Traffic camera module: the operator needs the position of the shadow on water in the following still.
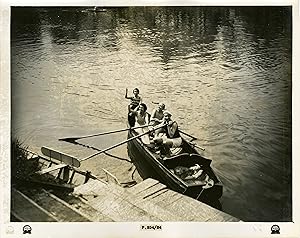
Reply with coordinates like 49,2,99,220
63,139,132,163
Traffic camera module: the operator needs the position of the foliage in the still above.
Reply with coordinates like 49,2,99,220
11,139,41,182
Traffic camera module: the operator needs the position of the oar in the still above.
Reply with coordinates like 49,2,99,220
178,129,197,141
188,141,205,151
59,124,151,143
80,123,167,162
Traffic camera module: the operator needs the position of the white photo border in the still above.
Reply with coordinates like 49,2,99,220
1,1,299,237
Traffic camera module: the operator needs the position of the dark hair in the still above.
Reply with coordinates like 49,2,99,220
140,103,147,111
133,88,140,94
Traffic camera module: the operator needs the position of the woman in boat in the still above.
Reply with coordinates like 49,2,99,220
130,103,151,144
125,88,142,113
125,88,142,127
153,111,182,155
150,103,165,126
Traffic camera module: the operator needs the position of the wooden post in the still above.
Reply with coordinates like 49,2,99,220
84,171,91,184
62,166,70,183
68,170,76,184
57,168,63,179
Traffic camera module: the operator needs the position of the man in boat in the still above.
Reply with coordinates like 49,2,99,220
152,110,182,156
150,103,165,126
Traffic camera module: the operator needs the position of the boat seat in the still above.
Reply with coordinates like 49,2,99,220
36,163,67,175
170,147,183,156
152,146,182,157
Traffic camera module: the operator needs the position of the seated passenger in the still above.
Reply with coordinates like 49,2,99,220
130,103,150,144
153,111,182,156
150,103,165,126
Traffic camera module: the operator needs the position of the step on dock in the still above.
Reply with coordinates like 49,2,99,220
73,179,178,221
73,178,241,222
12,178,241,222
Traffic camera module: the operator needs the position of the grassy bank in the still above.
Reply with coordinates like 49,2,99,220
11,139,71,190
11,139,41,184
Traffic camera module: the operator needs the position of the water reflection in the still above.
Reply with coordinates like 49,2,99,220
11,6,291,222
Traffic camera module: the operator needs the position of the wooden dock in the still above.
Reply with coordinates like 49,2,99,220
73,178,241,222
12,177,240,222
11,147,240,222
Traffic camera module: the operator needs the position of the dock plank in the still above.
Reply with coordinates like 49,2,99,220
130,196,179,221
127,178,160,194
70,197,114,222
150,189,183,206
154,193,240,222
155,196,208,221
88,189,159,221
134,183,167,199
142,188,169,201
103,183,180,221
11,188,58,222
73,179,107,195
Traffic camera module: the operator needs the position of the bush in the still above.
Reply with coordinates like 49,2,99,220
11,139,41,183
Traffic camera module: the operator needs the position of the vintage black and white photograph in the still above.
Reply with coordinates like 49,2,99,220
1,3,298,237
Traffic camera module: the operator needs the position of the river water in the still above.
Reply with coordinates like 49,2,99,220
11,7,292,222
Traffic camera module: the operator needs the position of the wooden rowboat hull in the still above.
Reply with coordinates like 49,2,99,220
127,128,223,206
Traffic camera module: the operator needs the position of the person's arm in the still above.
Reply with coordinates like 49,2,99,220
167,121,177,138
130,105,139,115
154,126,164,136
128,107,137,117
150,109,158,123
153,119,168,135
145,112,150,125
125,88,132,99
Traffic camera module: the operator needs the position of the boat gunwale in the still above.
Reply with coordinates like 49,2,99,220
128,129,187,190
128,127,217,190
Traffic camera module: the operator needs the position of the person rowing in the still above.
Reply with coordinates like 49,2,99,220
152,110,182,156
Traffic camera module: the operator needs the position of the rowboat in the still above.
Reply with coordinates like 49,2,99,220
127,124,223,206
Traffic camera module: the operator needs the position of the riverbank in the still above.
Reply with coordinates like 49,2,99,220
10,140,241,222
